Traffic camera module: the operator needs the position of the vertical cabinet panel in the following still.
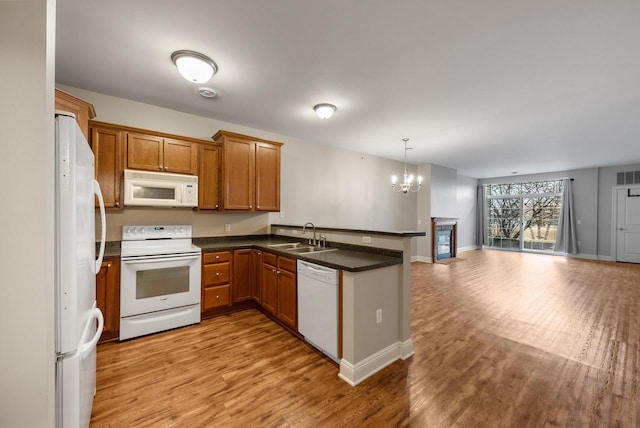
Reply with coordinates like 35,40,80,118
198,144,220,210
261,262,278,316
233,249,252,303
96,259,120,343
255,142,281,211
251,249,262,303
222,138,254,210
276,266,297,329
91,126,123,209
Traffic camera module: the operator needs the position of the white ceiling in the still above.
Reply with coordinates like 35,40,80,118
56,0,640,178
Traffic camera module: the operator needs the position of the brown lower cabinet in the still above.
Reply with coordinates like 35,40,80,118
202,251,232,311
96,258,120,344
233,249,252,302
251,249,262,303
200,249,297,331
261,252,297,330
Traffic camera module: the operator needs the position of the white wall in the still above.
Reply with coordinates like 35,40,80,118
0,0,55,426
430,164,458,218
57,86,418,240
456,175,478,251
415,163,432,260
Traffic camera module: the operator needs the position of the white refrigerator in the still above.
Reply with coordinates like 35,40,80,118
55,113,106,428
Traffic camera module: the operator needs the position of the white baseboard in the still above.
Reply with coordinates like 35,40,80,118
457,245,478,253
567,253,613,261
400,338,414,359
411,256,432,263
338,340,410,386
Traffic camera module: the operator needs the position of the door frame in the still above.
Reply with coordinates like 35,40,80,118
611,184,640,262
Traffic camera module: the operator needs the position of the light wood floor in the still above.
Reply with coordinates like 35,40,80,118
90,250,640,427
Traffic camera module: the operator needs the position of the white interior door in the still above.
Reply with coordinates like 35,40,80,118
616,187,640,263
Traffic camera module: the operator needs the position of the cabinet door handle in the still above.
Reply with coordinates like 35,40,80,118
215,255,220,259
106,263,112,268
257,252,261,255
216,295,220,300
216,272,220,276
249,205,253,209
115,202,120,207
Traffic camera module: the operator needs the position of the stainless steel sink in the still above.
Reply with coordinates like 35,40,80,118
267,242,304,250
287,246,338,255
268,242,338,255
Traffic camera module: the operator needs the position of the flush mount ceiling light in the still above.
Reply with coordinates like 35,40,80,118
313,103,337,119
391,138,422,193
171,50,218,83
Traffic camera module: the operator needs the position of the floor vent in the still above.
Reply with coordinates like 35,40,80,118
616,171,640,185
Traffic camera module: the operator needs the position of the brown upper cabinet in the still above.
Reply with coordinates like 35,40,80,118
89,120,216,210
55,89,96,141
127,133,198,175
90,123,124,209
213,130,282,212
198,143,221,210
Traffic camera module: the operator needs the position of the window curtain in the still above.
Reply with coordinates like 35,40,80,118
475,185,487,248
555,178,578,254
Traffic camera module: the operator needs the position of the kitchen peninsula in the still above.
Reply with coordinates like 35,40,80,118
99,225,423,386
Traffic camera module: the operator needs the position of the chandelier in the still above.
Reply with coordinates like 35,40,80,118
391,138,422,193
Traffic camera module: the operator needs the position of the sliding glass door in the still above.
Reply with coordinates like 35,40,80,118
486,180,563,253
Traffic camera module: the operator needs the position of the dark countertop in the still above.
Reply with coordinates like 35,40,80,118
270,223,426,237
97,235,403,272
194,236,403,272
102,241,121,259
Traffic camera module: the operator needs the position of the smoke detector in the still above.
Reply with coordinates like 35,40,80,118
198,87,217,98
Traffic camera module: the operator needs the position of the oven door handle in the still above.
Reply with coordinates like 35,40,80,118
123,255,201,264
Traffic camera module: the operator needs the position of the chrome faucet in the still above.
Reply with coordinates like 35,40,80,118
302,222,317,246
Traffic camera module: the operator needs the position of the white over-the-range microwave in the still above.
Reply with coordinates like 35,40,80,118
123,169,198,207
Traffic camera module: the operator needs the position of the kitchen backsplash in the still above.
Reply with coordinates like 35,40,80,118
97,208,269,241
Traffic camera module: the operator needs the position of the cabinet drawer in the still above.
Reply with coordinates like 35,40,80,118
203,263,230,285
263,252,277,266
203,285,231,310
204,251,232,264
278,256,296,273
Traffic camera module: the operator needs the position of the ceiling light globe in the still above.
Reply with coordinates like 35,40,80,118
313,103,337,119
171,51,217,84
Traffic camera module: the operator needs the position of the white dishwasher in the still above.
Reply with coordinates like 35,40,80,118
297,260,339,362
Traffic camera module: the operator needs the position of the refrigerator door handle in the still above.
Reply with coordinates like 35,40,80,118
94,180,106,274
78,307,104,360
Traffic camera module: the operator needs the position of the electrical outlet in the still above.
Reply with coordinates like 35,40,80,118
362,236,372,244
224,224,231,232
418,219,422,225
279,211,285,218
577,219,581,225
278,228,284,234
376,309,382,324
293,230,298,235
